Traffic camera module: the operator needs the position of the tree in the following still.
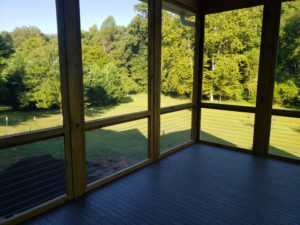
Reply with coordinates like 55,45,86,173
273,80,298,106
122,3,149,92
22,37,62,109
161,11,195,97
1,53,26,109
276,14,300,85
85,63,128,106
203,7,263,102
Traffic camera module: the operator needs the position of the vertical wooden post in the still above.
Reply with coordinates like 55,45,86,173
57,0,86,197
56,0,74,199
253,0,281,155
149,0,162,161
192,11,205,143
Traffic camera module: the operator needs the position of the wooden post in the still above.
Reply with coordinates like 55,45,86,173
192,11,205,143
57,0,86,197
149,0,162,161
253,0,281,155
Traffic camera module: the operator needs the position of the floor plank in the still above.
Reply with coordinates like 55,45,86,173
24,144,300,225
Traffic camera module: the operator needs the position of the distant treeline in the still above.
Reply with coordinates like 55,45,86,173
0,2,299,110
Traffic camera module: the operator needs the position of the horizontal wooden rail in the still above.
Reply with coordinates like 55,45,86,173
0,126,65,150
86,159,152,192
200,140,299,164
2,195,67,225
272,109,300,118
159,140,195,159
160,103,194,115
201,103,255,113
84,111,150,131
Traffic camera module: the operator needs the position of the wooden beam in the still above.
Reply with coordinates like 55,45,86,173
159,140,194,159
0,127,64,150
56,0,75,200
161,103,194,114
3,195,67,225
60,0,86,197
204,0,292,14
193,12,205,143
204,0,263,14
272,109,300,118
201,103,255,113
85,111,150,131
149,0,162,161
163,0,198,13
253,0,281,156
86,160,152,192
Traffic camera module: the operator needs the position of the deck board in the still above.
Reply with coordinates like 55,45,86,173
24,144,300,225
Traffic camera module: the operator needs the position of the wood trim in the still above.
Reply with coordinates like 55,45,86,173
204,0,292,14
85,111,150,131
2,195,67,225
160,103,194,114
148,0,154,161
200,141,299,164
267,153,300,164
192,12,205,143
62,0,86,197
204,0,264,14
253,0,282,156
149,0,162,162
201,103,255,113
272,109,300,118
159,140,195,159
86,160,152,192
163,0,198,13
0,127,64,150
199,140,252,154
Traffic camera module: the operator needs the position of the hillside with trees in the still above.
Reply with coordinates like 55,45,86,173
0,2,299,112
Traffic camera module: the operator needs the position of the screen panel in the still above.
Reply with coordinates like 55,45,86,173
0,137,66,220
272,1,299,110
0,0,63,137
200,108,254,150
161,3,195,108
202,7,263,106
79,0,149,121
86,119,148,184
269,116,300,160
160,109,192,153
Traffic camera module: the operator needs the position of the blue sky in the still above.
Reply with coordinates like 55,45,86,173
0,0,140,34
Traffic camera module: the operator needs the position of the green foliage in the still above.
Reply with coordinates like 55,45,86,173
161,11,195,97
274,80,298,106
1,53,26,109
0,2,299,111
84,63,128,106
203,7,263,102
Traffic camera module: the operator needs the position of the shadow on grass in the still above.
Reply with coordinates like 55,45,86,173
0,96,135,127
269,145,299,160
84,96,134,118
200,131,236,147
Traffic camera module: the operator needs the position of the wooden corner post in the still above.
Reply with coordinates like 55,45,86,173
57,0,86,197
192,11,205,143
253,0,281,155
149,0,162,161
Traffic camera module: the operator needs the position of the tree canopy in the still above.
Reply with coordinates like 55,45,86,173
0,2,299,111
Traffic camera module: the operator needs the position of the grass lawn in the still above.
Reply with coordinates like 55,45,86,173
0,94,299,176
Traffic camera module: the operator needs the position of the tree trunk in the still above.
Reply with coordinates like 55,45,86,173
210,89,214,101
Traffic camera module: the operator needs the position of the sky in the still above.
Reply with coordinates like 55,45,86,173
0,0,140,34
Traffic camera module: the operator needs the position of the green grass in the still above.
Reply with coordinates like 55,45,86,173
0,94,299,175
